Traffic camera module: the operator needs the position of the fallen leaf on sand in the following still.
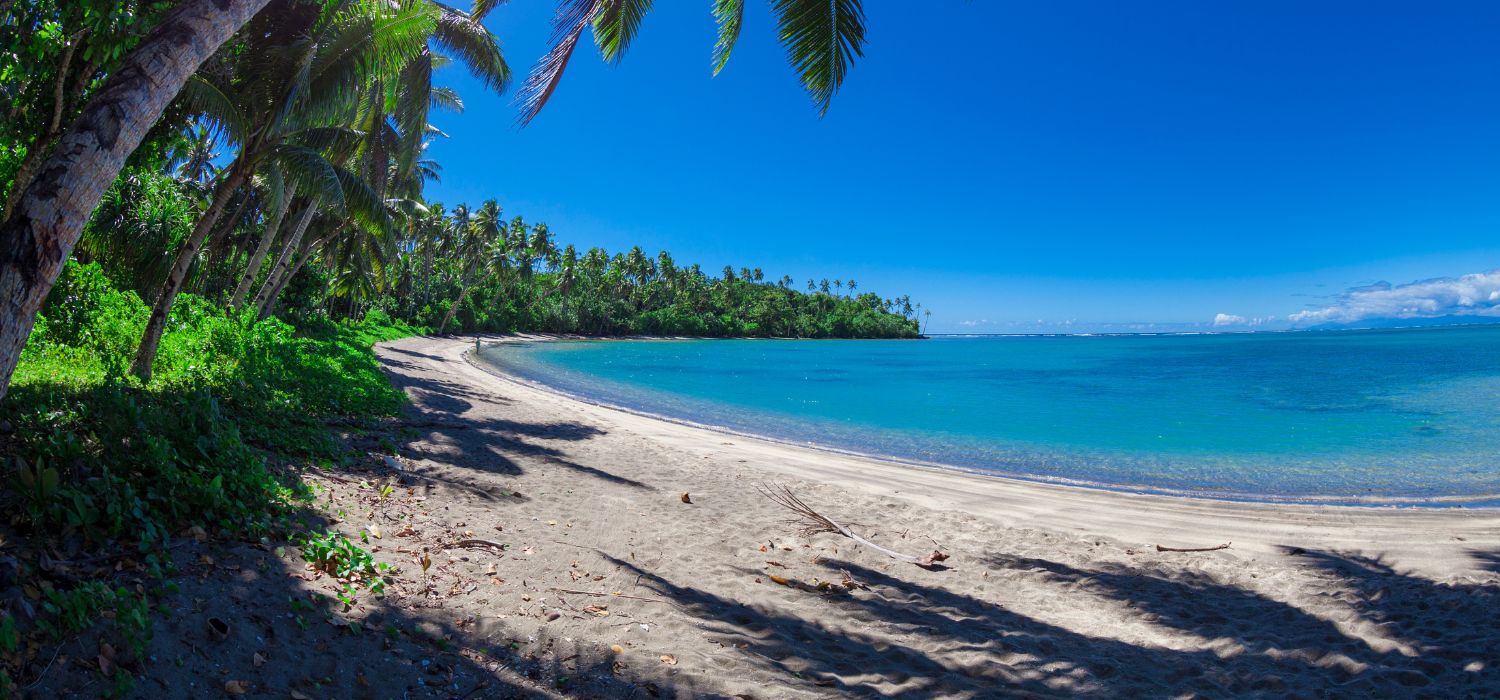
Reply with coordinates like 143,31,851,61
767,575,790,586
224,680,249,694
290,690,314,700
611,644,625,654
680,492,692,504
660,654,677,665
187,525,208,542
367,524,382,539
252,652,267,667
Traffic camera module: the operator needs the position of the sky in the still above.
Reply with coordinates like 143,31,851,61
422,1,1500,334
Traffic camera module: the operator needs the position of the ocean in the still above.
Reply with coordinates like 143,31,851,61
476,326,1500,505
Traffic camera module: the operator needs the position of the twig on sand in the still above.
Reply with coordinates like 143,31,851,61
549,588,668,604
454,539,510,552
1155,542,1231,553
757,483,949,568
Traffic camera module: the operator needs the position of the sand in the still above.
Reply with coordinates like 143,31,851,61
369,334,1500,697
44,333,1497,699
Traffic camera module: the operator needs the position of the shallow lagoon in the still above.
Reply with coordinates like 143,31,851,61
478,326,1500,505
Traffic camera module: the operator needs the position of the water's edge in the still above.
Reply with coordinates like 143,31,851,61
465,340,1500,510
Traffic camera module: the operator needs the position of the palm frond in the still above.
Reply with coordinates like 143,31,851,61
270,144,346,209
468,0,509,21
179,75,250,146
432,3,510,92
516,0,602,126
429,86,464,112
770,0,866,116
710,0,743,75
592,0,654,64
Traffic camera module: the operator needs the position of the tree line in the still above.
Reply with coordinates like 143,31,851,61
0,0,892,400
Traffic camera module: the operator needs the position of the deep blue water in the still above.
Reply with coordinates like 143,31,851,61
476,327,1500,505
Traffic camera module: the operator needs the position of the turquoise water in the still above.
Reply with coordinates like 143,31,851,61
476,326,1500,505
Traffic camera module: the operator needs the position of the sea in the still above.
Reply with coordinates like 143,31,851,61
476,326,1500,506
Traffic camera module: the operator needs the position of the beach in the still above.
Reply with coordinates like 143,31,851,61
354,333,1500,697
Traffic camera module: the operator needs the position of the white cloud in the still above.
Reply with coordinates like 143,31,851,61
1289,270,1500,326
1213,313,1248,326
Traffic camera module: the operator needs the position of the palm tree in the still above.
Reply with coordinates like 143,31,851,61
437,199,507,334
130,0,434,380
0,0,271,400
0,0,875,397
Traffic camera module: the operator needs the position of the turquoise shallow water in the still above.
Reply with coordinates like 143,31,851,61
476,326,1500,505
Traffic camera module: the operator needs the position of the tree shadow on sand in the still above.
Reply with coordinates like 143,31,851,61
584,547,1498,698
373,349,652,491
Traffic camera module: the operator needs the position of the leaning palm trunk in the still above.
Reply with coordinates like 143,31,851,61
250,198,320,317
257,226,339,320
230,188,296,308
437,266,501,335
0,0,272,400
129,162,249,381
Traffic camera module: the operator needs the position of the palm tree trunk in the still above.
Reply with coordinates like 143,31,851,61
437,267,500,335
257,226,338,321
230,188,295,308
0,0,273,400
249,197,319,317
192,188,253,294
129,161,249,381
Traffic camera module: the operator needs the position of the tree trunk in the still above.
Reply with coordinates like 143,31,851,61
191,187,252,294
0,0,273,401
249,196,319,317
129,163,249,381
230,187,295,308
438,267,501,335
257,226,337,321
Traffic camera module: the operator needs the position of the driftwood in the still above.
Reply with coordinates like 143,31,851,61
1155,542,1231,553
758,484,949,568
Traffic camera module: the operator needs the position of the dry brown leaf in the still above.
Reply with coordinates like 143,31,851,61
767,575,790,586
660,654,677,665
610,644,625,654
290,690,314,700
252,652,267,667
224,680,249,694
680,492,692,504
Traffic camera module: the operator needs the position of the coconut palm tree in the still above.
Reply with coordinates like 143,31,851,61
437,199,508,334
0,0,875,397
129,0,438,380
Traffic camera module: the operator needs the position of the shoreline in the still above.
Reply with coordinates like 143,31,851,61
471,334,1500,510
358,334,1500,697
444,333,1499,578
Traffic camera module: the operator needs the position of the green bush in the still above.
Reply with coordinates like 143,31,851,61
1,261,418,680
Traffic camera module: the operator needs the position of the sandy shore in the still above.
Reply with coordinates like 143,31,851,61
347,333,1499,697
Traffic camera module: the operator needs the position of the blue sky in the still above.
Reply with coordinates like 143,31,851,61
423,1,1500,333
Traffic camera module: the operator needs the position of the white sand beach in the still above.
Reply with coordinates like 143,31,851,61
351,333,1500,697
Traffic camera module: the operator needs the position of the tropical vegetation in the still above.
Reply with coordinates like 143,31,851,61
0,0,909,692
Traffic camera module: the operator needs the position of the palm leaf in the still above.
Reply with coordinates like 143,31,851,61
179,75,250,146
432,3,510,92
770,0,866,115
516,0,603,126
710,0,743,75
270,144,346,209
592,0,654,64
